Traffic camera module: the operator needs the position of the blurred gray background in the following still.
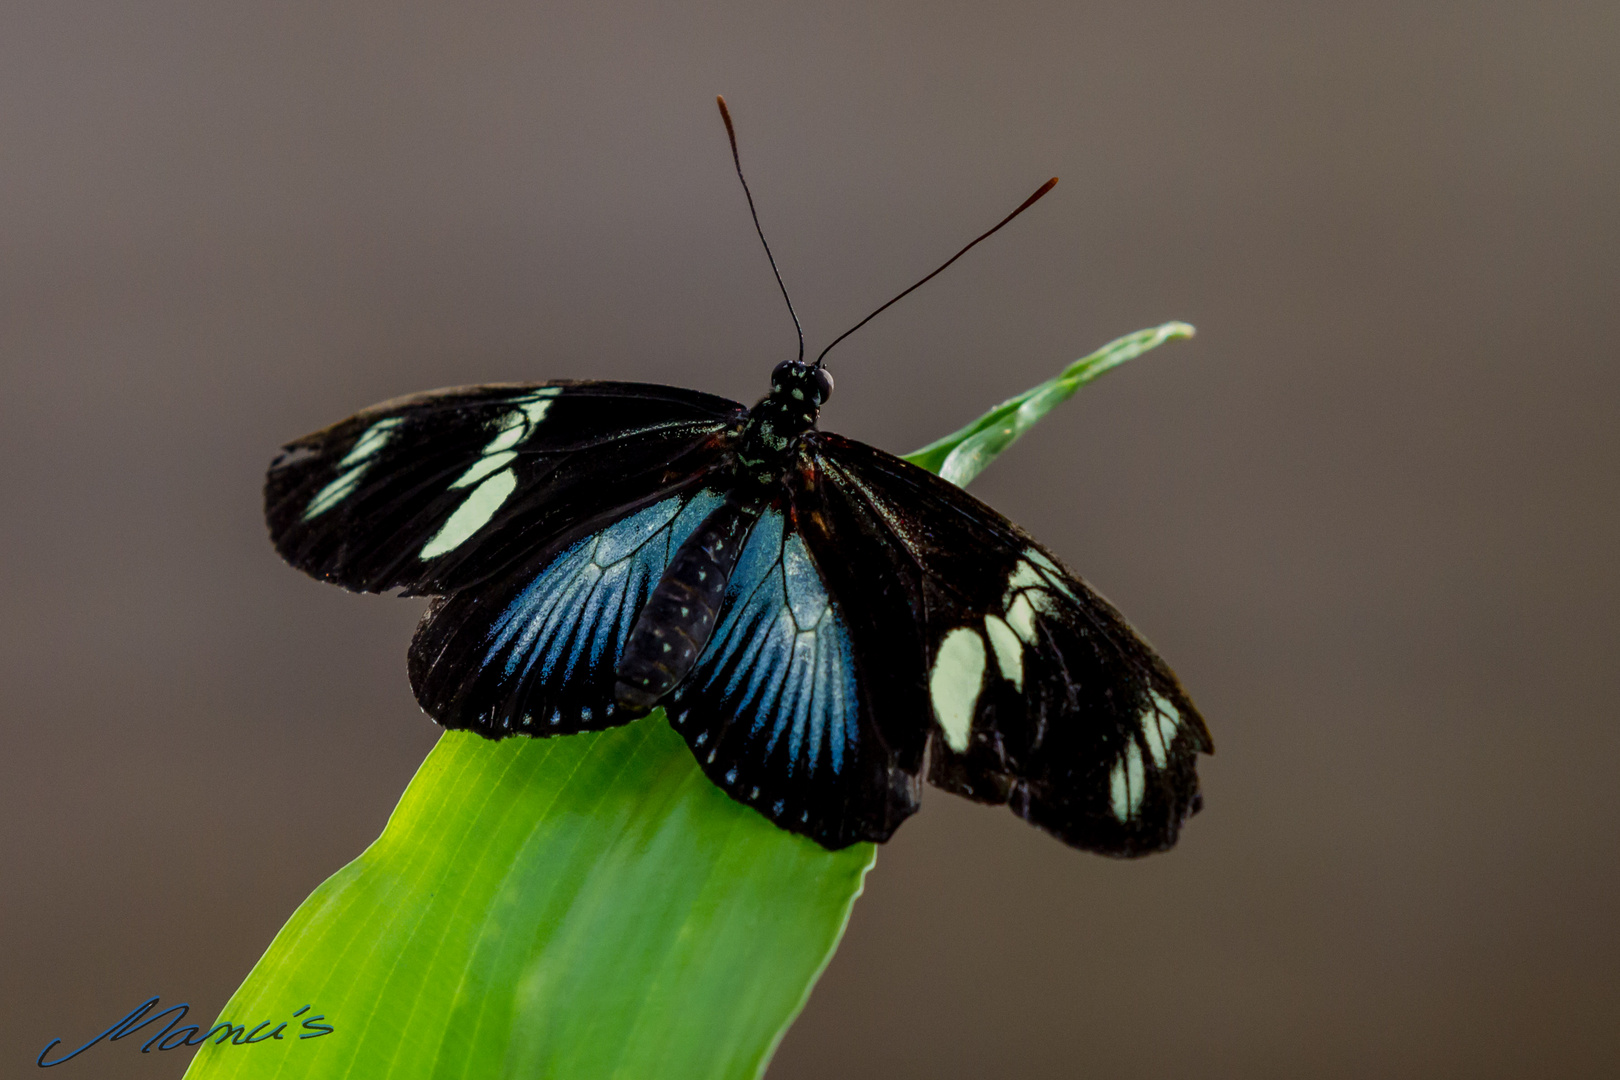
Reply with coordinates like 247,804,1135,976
3,2,1617,1077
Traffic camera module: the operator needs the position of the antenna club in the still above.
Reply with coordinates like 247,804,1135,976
1016,178,1058,215
717,96,736,141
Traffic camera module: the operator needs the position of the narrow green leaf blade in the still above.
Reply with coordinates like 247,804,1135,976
183,717,874,1080
902,321,1195,486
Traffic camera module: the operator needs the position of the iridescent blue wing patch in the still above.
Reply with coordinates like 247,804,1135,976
410,486,728,737
265,381,746,596
803,434,1212,856
667,508,921,848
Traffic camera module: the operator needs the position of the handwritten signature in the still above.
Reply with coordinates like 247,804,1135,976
38,996,332,1067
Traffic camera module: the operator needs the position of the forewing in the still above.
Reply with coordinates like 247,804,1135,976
265,381,746,595
409,484,730,738
806,433,1212,856
668,505,922,850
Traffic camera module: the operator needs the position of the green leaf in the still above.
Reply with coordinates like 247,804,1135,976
902,321,1195,486
184,717,873,1080
188,321,1188,1080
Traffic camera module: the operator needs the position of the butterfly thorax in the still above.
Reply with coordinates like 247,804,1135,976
733,361,834,490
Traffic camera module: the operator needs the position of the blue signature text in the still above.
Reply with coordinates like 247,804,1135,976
38,996,332,1067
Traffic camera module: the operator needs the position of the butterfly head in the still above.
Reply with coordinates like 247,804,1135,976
770,360,834,409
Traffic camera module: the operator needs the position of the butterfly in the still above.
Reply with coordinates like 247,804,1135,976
263,99,1212,855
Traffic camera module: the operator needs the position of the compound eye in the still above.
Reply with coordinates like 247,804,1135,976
810,366,834,404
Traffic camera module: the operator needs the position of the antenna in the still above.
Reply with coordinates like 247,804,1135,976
814,177,1058,368
717,96,805,364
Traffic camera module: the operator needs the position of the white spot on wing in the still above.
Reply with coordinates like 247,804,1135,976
1141,690,1182,768
338,417,402,467
1006,593,1039,645
983,614,1024,691
1028,590,1059,619
1141,706,1169,768
1109,741,1146,822
450,450,518,489
1023,547,1060,574
419,468,517,559
1109,760,1128,821
993,550,1075,654
302,466,365,520
1127,742,1145,812
445,391,559,493
302,418,404,520
930,628,986,752
1004,560,1044,599
480,412,529,455
520,395,554,425
1023,547,1078,599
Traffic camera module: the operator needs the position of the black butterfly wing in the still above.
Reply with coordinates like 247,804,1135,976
266,379,1206,854
801,434,1212,856
408,481,735,738
661,502,924,849
265,381,747,596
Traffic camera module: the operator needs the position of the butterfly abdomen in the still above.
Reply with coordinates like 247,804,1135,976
614,496,763,715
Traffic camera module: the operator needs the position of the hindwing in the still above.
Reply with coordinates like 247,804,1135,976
666,505,922,849
265,381,746,595
803,434,1212,856
409,483,730,737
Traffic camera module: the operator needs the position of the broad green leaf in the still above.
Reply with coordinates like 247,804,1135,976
184,717,873,1080
188,321,1188,1080
903,321,1195,486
